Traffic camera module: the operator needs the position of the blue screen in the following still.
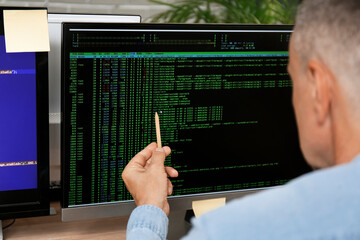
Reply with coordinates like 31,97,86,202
0,35,37,191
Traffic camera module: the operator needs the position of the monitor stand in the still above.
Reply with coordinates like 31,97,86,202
0,220,3,240
168,209,193,239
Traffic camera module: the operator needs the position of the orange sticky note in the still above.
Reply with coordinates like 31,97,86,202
192,198,226,218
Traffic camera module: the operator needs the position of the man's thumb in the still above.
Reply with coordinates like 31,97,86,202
150,148,166,167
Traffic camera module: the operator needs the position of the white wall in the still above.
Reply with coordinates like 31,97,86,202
0,0,174,21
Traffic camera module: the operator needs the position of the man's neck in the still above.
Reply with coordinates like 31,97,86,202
333,109,360,165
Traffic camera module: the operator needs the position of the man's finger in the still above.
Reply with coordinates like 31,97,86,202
165,166,178,178
163,146,171,157
130,142,157,167
167,179,173,195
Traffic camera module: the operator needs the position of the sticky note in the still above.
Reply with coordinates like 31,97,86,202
192,197,226,218
3,9,50,53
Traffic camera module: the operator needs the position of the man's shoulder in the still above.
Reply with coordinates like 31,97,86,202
283,154,360,198
191,156,360,239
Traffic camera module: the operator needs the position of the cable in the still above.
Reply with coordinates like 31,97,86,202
2,219,15,230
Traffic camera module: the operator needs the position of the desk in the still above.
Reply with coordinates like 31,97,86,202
3,202,128,239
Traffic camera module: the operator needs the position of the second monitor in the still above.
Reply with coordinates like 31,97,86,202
61,23,311,221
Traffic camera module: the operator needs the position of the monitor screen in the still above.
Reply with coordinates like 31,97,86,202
0,7,49,219
62,23,311,221
0,35,37,191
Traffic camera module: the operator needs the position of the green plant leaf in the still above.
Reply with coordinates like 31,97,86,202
147,0,300,24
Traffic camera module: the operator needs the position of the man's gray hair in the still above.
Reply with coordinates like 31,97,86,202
293,0,360,108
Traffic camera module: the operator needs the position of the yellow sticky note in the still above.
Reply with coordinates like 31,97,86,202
192,198,226,218
4,9,50,53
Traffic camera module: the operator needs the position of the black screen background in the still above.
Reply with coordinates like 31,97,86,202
62,24,311,207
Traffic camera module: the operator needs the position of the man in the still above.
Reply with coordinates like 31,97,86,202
122,0,360,238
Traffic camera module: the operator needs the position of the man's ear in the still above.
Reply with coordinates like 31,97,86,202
306,60,333,125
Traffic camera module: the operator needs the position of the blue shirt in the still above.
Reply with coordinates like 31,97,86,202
127,155,360,239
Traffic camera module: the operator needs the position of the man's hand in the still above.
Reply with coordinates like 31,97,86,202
122,142,179,215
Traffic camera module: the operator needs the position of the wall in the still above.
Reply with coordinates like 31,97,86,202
0,0,173,22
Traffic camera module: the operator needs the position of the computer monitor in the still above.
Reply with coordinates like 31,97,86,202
0,7,49,221
47,13,141,185
48,13,141,116
61,23,311,222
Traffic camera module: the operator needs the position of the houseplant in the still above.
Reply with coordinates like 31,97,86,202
149,0,300,24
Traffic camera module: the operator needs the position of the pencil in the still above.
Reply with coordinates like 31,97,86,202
155,112,162,148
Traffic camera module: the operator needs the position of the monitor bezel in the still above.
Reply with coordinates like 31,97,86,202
61,23,295,221
0,7,49,219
